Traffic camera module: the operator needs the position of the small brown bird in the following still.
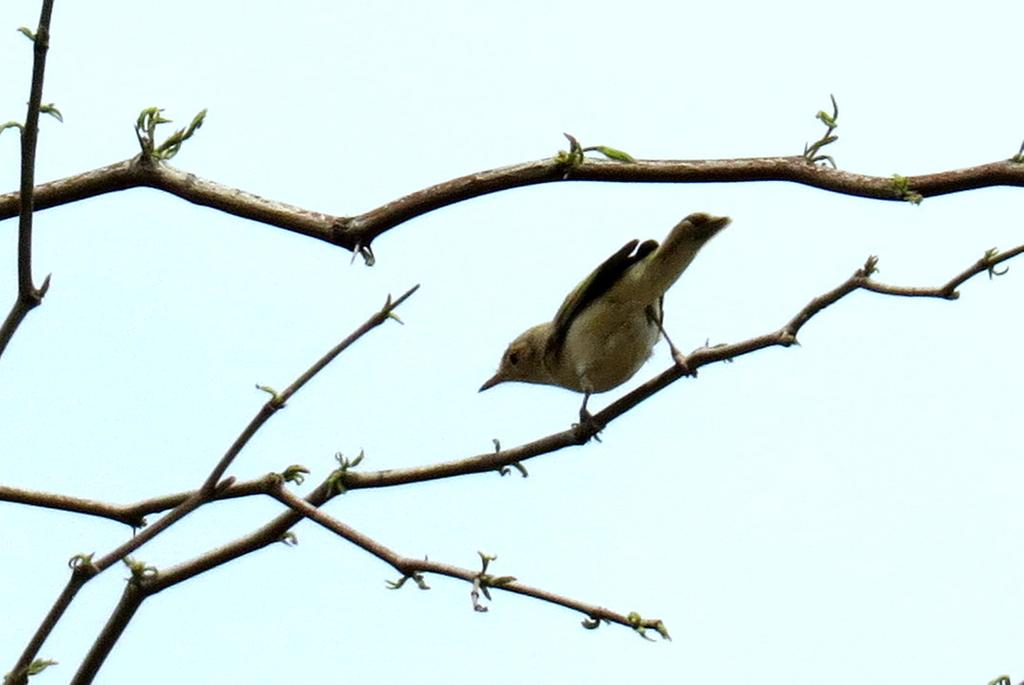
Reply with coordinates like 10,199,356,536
480,212,730,418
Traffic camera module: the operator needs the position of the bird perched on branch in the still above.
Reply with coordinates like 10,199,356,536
480,212,730,421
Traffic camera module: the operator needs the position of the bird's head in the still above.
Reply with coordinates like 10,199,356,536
479,323,554,392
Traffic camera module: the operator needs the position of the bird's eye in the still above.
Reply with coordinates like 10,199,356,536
508,351,519,366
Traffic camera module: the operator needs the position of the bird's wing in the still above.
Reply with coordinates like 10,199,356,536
615,213,731,306
547,238,659,355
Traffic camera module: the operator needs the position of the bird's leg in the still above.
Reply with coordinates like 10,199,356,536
646,301,693,376
574,391,604,441
579,391,592,423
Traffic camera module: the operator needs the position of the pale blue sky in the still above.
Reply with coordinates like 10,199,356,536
2,2,1023,683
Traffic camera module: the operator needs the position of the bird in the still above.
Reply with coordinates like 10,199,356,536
479,212,730,421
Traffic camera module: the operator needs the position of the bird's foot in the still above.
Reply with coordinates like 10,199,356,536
573,407,605,442
671,348,696,377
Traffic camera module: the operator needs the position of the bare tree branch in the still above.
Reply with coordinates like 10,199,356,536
6,564,91,685
4,286,419,681
88,284,419,572
70,584,144,685
70,467,667,667
334,242,1024,491
0,0,54,360
268,483,668,637
3,151,1024,259
0,478,274,528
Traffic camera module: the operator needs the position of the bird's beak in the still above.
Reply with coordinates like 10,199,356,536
479,372,504,392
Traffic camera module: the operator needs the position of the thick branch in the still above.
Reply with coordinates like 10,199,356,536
3,154,1023,257
0,157,339,244
341,157,1024,246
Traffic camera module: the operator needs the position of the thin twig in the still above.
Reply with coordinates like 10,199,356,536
94,473,664,640
70,584,144,685
5,286,419,680
6,559,92,685
0,477,273,528
87,284,419,573
268,483,665,635
0,0,55,360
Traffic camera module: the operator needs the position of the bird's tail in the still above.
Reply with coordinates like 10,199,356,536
630,212,730,302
